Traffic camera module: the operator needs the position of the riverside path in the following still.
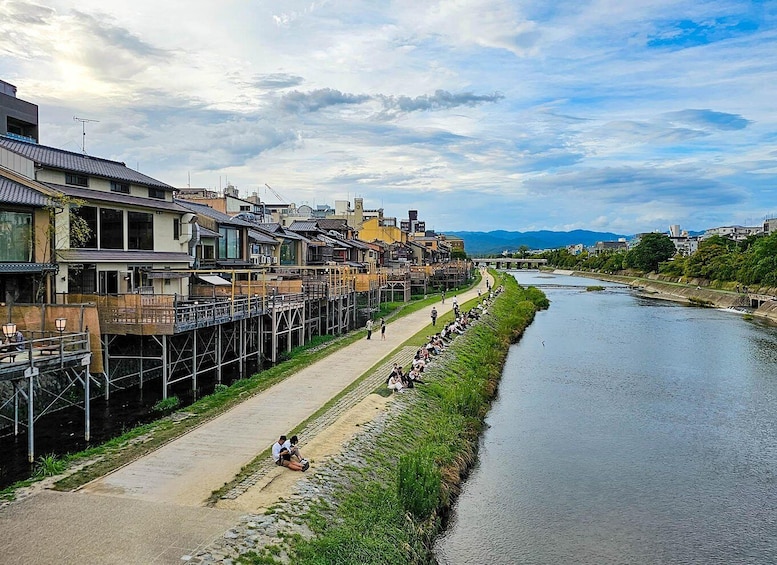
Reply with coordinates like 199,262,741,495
0,275,491,565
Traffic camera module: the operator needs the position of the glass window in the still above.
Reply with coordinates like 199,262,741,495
148,187,166,200
111,181,130,194
0,210,32,261
173,218,180,240
218,227,241,259
65,173,88,187
69,264,97,293
100,209,124,249
280,240,297,265
71,206,97,248
128,211,153,250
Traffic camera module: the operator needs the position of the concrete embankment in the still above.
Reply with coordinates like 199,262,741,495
568,271,777,323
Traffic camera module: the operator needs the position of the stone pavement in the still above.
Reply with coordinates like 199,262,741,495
0,277,488,564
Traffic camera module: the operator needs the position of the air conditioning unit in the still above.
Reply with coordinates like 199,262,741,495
250,257,260,265
271,256,278,264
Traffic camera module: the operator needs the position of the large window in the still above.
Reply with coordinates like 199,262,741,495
280,239,297,265
218,227,241,259
0,211,32,261
148,187,166,200
128,211,153,250
69,264,97,293
71,206,97,248
100,209,124,249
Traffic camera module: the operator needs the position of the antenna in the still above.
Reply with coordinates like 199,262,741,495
73,116,99,153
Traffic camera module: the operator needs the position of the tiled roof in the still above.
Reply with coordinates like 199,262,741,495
47,183,190,213
287,220,319,231
317,218,348,230
176,199,255,227
0,263,58,273
0,175,49,206
248,229,279,244
57,249,193,264
0,137,173,190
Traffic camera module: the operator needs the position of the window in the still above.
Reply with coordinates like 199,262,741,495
65,173,88,187
0,211,32,261
173,218,180,240
71,206,97,248
219,226,241,259
100,209,124,249
110,181,130,194
148,187,166,200
280,240,297,265
69,264,97,293
128,211,153,250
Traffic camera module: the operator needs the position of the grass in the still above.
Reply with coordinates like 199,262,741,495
152,396,180,412
586,285,606,292
279,272,548,564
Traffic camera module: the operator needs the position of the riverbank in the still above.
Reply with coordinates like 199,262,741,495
188,273,548,564
568,271,777,323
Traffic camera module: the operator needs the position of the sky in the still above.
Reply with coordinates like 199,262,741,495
1,0,776,234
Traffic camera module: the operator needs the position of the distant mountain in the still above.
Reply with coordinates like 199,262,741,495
446,229,629,255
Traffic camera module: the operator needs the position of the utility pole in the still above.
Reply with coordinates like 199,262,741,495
73,116,99,153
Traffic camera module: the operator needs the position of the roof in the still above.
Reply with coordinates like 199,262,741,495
47,183,190,213
57,249,193,264
0,175,49,206
248,229,279,244
197,274,231,286
176,199,255,227
317,218,348,230
197,225,222,238
0,137,173,190
287,220,320,232
0,263,58,273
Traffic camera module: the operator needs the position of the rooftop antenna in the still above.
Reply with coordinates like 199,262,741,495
73,116,99,153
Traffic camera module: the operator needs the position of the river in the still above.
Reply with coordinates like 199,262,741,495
435,271,777,564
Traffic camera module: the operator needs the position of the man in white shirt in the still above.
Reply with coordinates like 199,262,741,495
272,435,304,471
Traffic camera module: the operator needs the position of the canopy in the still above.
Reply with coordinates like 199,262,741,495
197,274,231,286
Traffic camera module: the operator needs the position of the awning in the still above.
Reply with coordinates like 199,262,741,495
197,274,231,286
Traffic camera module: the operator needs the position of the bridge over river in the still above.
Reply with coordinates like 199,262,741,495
473,258,547,269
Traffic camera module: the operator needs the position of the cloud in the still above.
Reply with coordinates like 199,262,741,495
252,73,305,89
278,88,371,113
662,109,752,131
378,90,504,115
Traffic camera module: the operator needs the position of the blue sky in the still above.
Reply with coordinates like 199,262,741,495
1,0,776,233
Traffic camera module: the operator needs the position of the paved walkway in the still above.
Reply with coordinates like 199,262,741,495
0,277,488,564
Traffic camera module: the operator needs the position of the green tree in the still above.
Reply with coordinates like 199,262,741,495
624,233,676,272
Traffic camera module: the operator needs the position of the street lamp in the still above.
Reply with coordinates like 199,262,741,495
55,318,66,368
2,322,16,340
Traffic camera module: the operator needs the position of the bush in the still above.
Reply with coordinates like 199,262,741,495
213,384,229,394
152,396,180,412
397,448,441,521
34,453,66,478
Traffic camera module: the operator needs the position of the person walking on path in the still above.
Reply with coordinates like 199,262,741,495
365,318,373,340
380,317,387,340
441,290,446,304
431,307,438,326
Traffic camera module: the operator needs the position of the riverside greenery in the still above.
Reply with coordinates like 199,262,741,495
262,272,549,565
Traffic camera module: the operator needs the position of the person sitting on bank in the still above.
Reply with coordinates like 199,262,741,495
284,434,304,463
272,435,305,471
387,372,404,393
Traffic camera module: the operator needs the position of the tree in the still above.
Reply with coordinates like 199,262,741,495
624,233,676,273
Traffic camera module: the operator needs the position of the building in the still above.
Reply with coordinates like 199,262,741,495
0,137,194,296
0,80,38,143
703,225,761,242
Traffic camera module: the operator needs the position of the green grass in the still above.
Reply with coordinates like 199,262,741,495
282,272,547,564
586,285,606,292
152,396,180,412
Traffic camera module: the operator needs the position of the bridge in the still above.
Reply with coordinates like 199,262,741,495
473,257,547,269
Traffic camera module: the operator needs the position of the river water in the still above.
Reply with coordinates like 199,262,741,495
435,271,777,564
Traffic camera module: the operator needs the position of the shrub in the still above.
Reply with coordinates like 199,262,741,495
213,384,229,394
152,396,180,412
34,453,66,478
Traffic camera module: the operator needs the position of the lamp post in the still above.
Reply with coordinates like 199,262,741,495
55,318,66,368
2,322,16,341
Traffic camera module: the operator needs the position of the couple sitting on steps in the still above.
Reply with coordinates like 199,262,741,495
272,434,309,471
